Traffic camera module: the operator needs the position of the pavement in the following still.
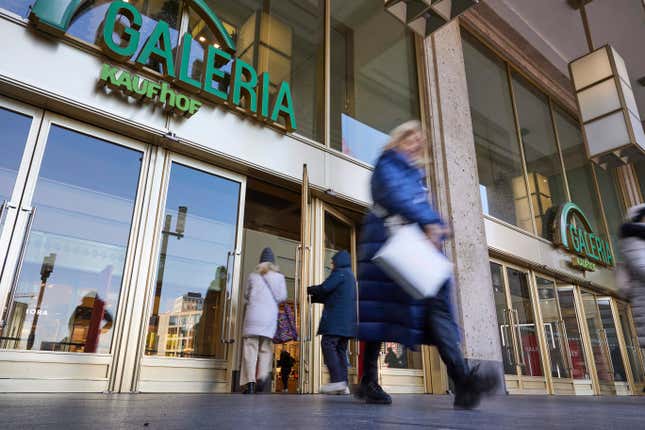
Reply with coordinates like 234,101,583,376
1,393,644,430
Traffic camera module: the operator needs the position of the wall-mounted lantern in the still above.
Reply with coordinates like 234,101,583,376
569,45,645,168
384,0,480,37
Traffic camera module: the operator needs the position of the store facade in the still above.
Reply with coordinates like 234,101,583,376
0,0,643,396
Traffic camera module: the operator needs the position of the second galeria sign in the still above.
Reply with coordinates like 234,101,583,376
29,0,297,130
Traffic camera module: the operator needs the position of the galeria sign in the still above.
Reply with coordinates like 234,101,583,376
553,202,614,270
29,0,296,130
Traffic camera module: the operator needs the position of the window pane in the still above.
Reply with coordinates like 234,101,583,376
617,302,644,383
594,165,623,261
597,298,627,382
330,0,420,165
535,277,570,379
380,342,422,370
462,33,531,231
553,106,608,240
0,126,142,353
557,286,590,379
634,160,645,199
190,0,324,140
490,262,515,374
0,0,34,17
68,0,182,74
511,73,568,239
145,163,241,359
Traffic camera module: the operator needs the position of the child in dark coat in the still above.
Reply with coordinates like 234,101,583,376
307,250,358,394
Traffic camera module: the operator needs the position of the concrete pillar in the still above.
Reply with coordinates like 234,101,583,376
421,21,504,381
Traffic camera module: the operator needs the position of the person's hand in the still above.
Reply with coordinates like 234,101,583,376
306,286,314,295
424,224,450,249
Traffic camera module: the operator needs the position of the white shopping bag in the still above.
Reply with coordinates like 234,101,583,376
372,223,453,300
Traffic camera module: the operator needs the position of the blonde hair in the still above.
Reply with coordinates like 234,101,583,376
384,120,422,151
256,262,280,275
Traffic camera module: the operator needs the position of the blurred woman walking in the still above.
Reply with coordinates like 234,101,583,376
356,121,498,408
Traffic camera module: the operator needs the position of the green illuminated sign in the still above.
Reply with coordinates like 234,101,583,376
29,0,296,129
553,202,614,271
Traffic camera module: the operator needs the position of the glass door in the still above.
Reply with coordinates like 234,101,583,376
597,297,630,393
298,165,312,394
138,154,246,392
489,261,547,393
0,112,147,392
616,301,645,391
580,290,615,394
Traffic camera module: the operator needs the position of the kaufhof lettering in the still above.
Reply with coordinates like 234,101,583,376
99,1,296,129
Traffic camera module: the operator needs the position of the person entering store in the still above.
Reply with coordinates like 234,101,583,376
356,120,499,408
277,349,295,393
240,247,287,394
307,250,358,395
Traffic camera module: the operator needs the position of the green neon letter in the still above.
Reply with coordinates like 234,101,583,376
271,81,297,131
137,20,176,78
257,72,271,119
203,45,231,101
178,34,202,91
230,59,258,113
102,1,142,61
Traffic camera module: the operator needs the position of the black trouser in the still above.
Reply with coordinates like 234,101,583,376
321,335,349,383
281,367,292,390
362,287,469,387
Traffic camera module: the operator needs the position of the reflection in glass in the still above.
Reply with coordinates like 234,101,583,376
597,298,627,382
557,286,589,379
324,213,352,277
507,268,543,377
535,277,570,378
380,342,422,370
594,166,623,261
0,125,142,353
490,262,515,374
330,0,420,164
145,163,240,359
0,107,32,231
462,33,530,231
68,0,182,74
581,291,613,383
554,107,608,241
0,0,35,17
511,73,567,239
617,301,644,383
189,0,324,140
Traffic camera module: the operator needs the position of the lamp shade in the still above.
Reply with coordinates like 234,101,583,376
569,45,645,167
384,0,480,37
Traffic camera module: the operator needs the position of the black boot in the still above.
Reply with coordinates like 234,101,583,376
243,382,256,394
453,365,499,410
355,377,392,405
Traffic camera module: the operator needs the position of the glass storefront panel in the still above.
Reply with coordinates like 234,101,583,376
380,342,422,370
597,298,627,382
617,301,644,383
0,0,34,18
462,33,531,231
330,0,420,165
490,262,515,374
0,125,142,353
0,107,32,231
580,291,613,383
556,286,590,379
594,166,624,259
535,277,570,379
507,268,543,377
634,160,645,199
553,106,608,240
145,162,241,359
510,73,568,239
189,0,324,140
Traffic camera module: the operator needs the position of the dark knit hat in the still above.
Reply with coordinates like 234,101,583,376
259,247,275,264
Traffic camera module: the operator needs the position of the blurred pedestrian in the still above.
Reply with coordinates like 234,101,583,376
277,349,295,393
308,250,358,395
240,247,287,394
357,120,498,408
619,204,645,350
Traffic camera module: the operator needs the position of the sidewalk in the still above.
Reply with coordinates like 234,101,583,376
1,393,643,429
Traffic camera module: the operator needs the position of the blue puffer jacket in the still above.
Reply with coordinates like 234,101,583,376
358,149,457,347
308,250,358,338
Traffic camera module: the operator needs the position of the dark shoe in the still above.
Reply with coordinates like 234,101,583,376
355,378,392,405
256,377,270,394
454,365,499,410
242,382,256,394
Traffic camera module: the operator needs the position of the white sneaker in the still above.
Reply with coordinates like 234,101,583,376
320,381,347,395
341,386,350,395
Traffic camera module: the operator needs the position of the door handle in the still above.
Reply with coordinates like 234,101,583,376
225,251,240,344
511,309,526,367
559,319,575,374
220,251,233,344
600,329,615,377
294,244,301,338
0,207,36,329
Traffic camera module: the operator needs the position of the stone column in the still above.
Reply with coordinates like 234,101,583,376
422,21,504,384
